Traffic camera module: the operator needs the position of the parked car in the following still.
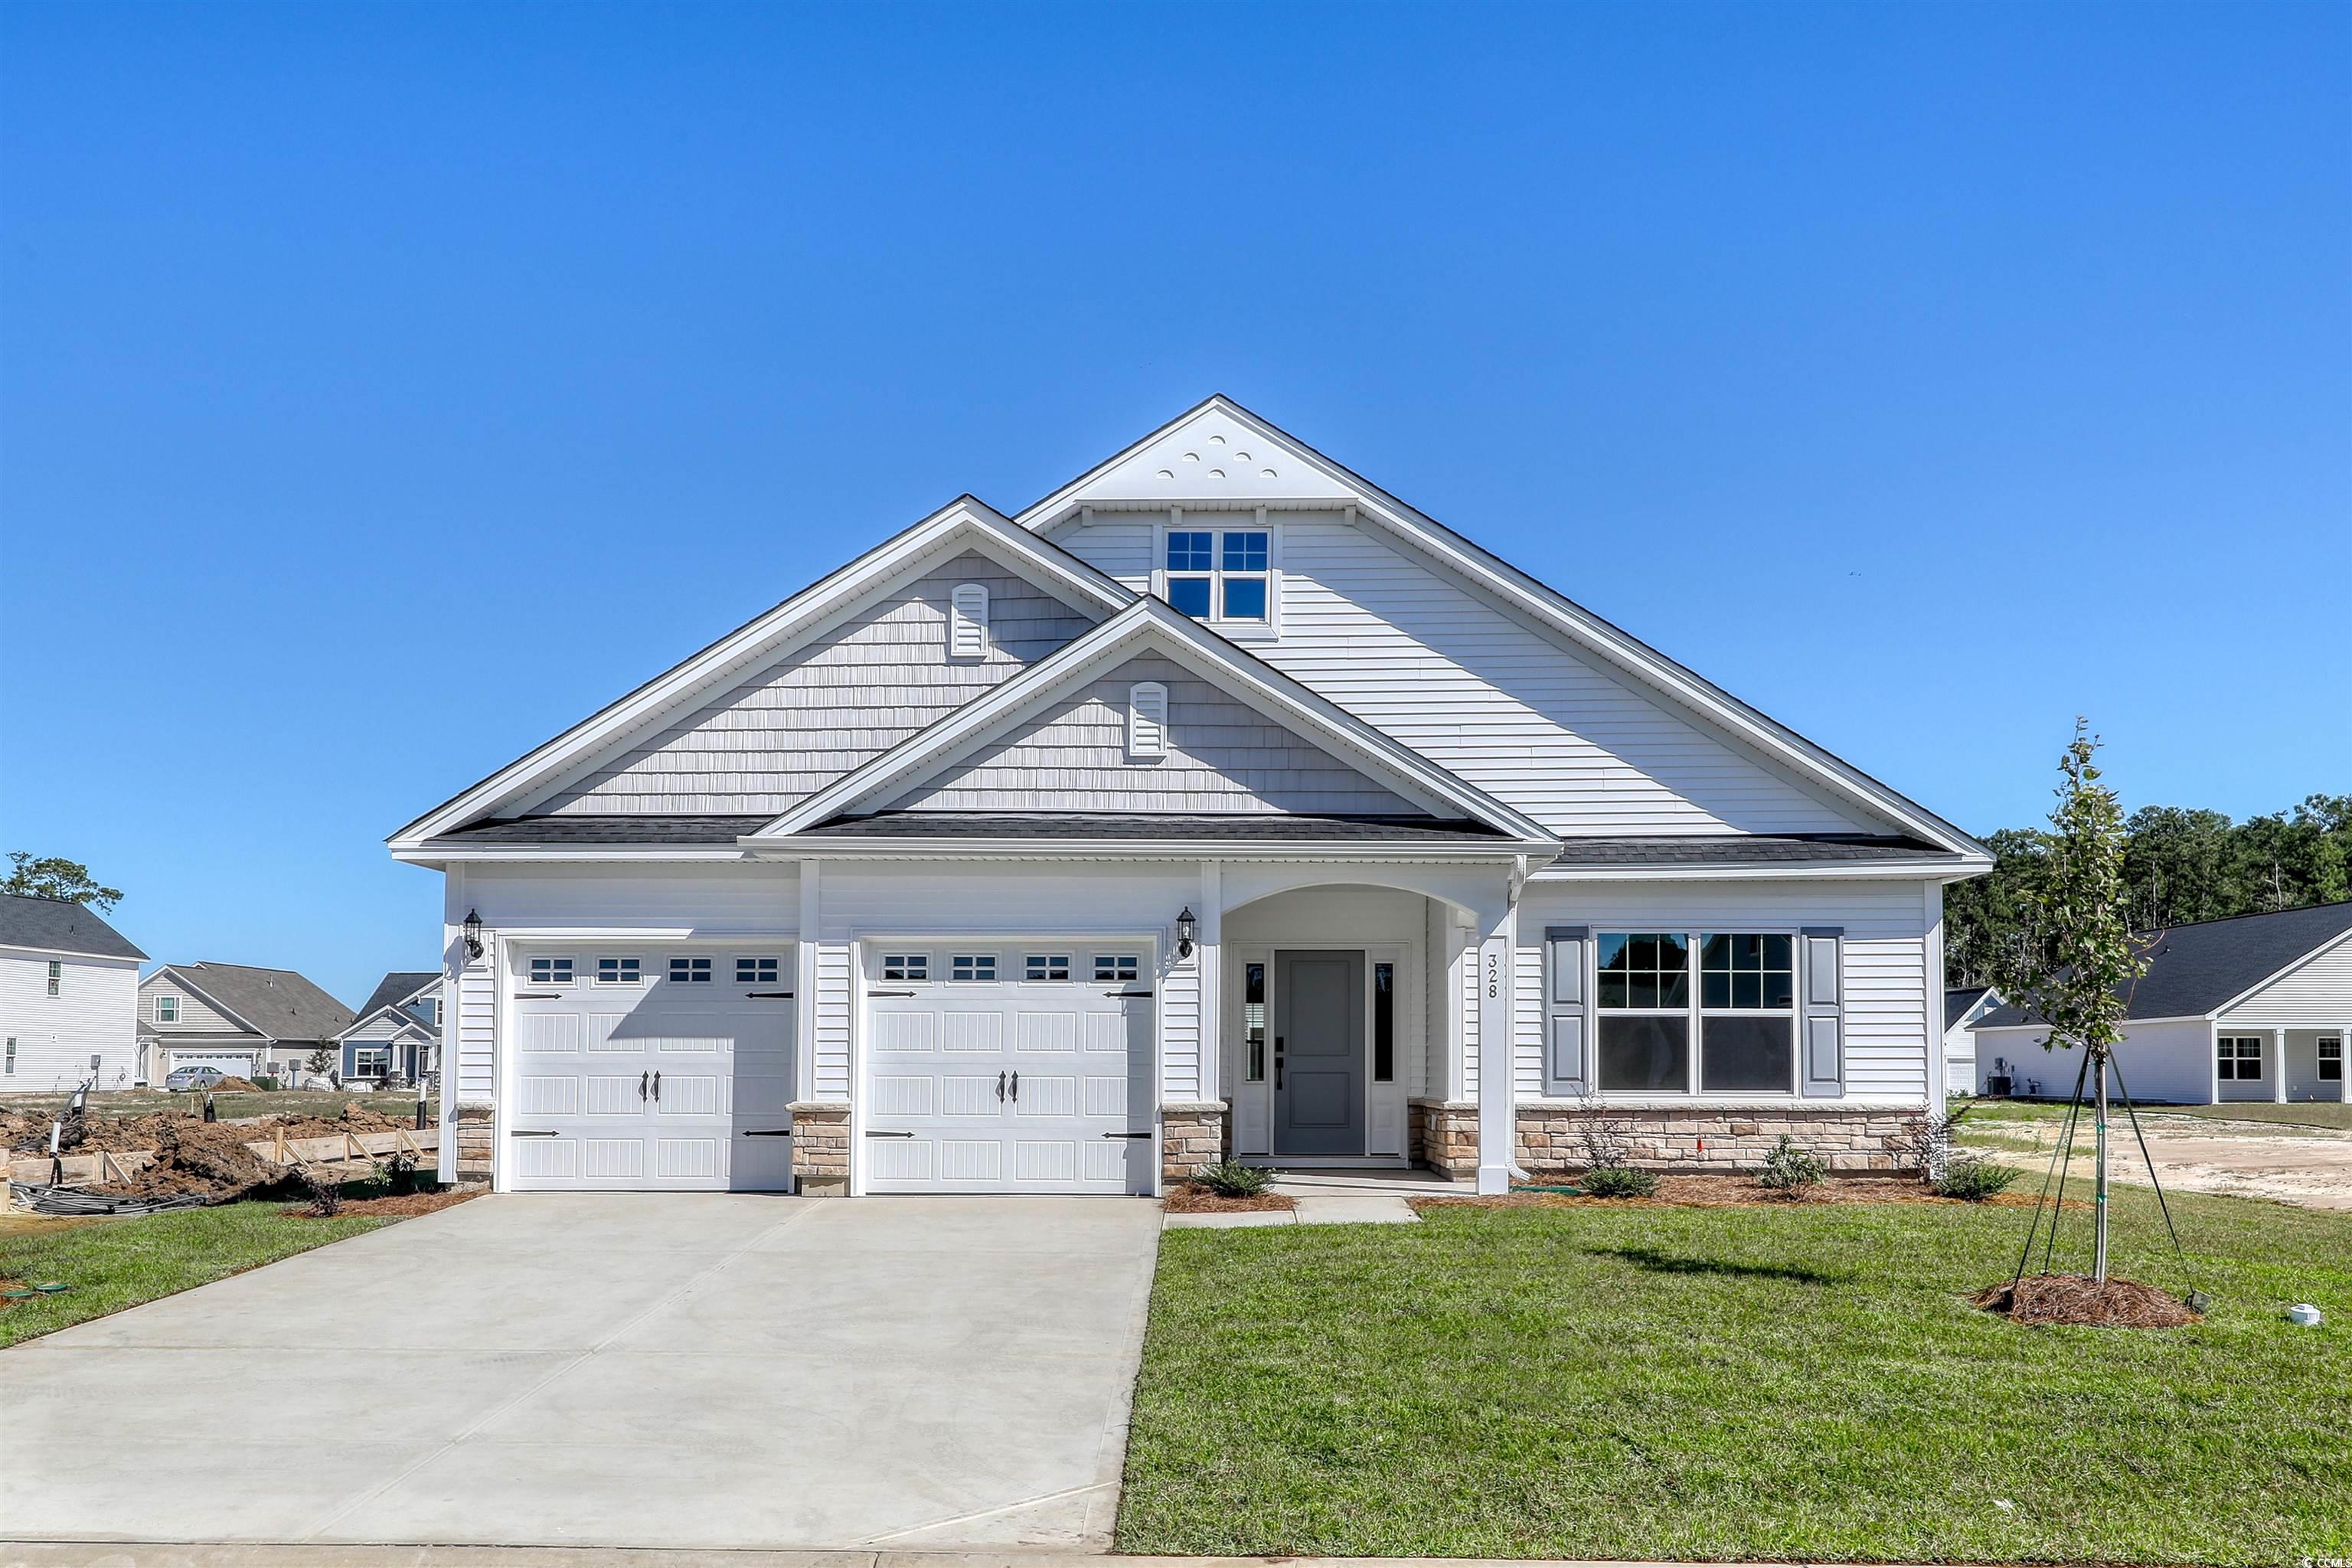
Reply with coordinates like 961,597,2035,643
163,1066,228,1093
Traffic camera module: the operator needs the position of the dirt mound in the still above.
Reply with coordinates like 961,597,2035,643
207,1076,258,1093
88,1119,282,1204
337,1100,402,1129
1975,1272,2201,1328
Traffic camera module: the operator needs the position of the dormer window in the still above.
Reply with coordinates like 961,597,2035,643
1162,523,1273,628
1128,681,1168,760
949,583,990,660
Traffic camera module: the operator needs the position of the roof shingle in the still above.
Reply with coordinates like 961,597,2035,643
0,893,146,961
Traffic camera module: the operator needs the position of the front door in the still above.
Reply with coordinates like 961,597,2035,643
1273,950,1364,1157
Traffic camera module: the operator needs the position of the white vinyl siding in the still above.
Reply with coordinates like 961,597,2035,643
2217,933,2352,1027
1971,1018,2220,1105
537,550,1099,815
1054,509,1880,838
0,951,139,1090
1514,880,1932,1106
883,653,1422,816
139,977,242,1034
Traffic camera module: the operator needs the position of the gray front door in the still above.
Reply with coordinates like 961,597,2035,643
1274,950,1365,1157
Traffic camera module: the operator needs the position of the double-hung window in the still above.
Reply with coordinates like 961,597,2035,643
155,995,181,1024
2217,1036,2262,1080
352,1046,390,1078
2321,1037,2344,1081
47,961,61,997
1163,526,1272,626
1595,930,1798,1094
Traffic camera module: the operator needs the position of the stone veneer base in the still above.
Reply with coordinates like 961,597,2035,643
1410,1100,1922,1177
1161,1102,1229,1183
789,1102,851,1196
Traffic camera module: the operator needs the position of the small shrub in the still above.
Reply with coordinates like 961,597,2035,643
1932,1156,2020,1200
1756,1134,1827,1197
1580,1165,1659,1199
384,1150,421,1196
1191,1159,1272,1198
300,1168,344,1217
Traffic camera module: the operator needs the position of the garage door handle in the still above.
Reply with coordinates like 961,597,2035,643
509,1129,558,1138
745,991,795,999
1102,1131,1153,1140
639,1070,648,1101
996,1070,1006,1102
864,1129,914,1138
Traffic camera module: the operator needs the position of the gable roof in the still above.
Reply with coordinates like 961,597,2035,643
356,971,439,1018
1945,985,1996,1031
390,497,1137,849
750,598,1558,848
147,962,354,1043
1021,396,1988,866
1976,901,2352,1027
0,893,145,962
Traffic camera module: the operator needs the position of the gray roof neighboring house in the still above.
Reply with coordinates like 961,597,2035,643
354,971,441,1018
1975,900,2352,1028
145,962,354,1044
0,893,147,962
1946,985,1996,1031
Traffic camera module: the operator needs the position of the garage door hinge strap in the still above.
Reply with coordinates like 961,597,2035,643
508,1129,558,1138
1102,1132,1153,1139
864,1129,915,1138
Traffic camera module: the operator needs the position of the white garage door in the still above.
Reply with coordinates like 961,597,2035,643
506,946,796,1191
864,946,1155,1194
168,1052,257,1075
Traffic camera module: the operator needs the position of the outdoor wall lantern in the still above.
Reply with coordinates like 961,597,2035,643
462,909,484,961
1176,906,1197,959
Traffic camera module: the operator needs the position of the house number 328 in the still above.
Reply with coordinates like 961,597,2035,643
1485,951,1500,999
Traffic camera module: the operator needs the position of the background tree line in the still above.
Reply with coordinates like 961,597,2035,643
1946,793,2351,987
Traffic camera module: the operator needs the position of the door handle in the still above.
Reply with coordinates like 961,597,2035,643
1010,1071,1018,1102
638,1070,648,1101
996,1070,1006,1102
1274,1036,1284,1089
652,1071,661,1102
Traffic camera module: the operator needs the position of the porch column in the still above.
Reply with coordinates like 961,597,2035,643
2276,1027,2289,1104
1197,863,1223,1106
1475,893,1519,1196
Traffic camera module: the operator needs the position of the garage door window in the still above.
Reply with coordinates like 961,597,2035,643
950,955,997,982
597,958,642,985
1093,954,1139,982
668,956,713,983
737,956,780,984
1024,954,1072,981
882,953,929,982
530,957,573,985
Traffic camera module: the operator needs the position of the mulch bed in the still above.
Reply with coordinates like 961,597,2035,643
286,1190,475,1219
1975,1271,2201,1328
1415,1174,2088,1212
1163,1185,1297,1214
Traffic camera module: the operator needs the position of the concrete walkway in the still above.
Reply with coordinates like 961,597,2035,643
0,1194,1161,1551
1165,1168,1447,1228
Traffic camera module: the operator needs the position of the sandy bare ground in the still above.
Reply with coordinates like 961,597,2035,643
1973,1113,2352,1210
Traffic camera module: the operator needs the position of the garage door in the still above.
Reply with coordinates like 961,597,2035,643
168,1052,257,1075
864,946,1155,1194
506,946,796,1191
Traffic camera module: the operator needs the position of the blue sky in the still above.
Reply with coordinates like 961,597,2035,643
3,2,2345,1007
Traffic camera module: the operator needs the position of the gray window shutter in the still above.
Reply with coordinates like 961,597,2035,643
1802,926,1844,1097
1543,925,1589,1097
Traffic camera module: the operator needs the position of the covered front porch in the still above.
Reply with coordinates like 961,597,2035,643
2214,1023,2349,1103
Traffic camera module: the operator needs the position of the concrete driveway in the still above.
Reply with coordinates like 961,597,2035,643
1,1194,1162,1550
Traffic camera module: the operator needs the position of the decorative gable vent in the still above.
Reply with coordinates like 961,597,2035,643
1127,681,1168,760
948,583,989,661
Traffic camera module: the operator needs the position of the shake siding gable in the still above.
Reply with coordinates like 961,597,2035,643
1053,510,1877,838
538,551,1101,815
884,653,1425,816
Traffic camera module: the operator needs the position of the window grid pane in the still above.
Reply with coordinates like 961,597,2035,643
1220,531,1269,571
736,956,780,985
1221,576,1268,620
1167,531,1213,571
1093,954,1138,982
1596,933,1689,1010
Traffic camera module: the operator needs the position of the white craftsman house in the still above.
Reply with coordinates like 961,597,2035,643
332,972,443,1085
0,893,145,1093
391,397,1993,1196
1973,901,2352,1105
137,963,354,1084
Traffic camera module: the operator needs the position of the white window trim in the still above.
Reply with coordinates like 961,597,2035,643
1152,510,1282,639
1128,681,1168,761
155,995,181,1023
948,583,990,662
529,958,576,985
595,958,645,986
2217,1034,2263,1081
1589,928,1802,1098
350,1046,391,1076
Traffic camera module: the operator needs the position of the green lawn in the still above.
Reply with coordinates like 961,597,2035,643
0,1202,389,1348
1119,1188,2351,1564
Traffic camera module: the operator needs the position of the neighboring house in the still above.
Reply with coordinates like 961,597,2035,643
136,963,355,1083
333,972,443,1083
1942,985,2001,1096
390,395,1993,1197
1973,901,2352,1104
0,893,146,1092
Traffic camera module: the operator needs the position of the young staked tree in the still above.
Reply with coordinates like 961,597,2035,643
1990,720,2150,1282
